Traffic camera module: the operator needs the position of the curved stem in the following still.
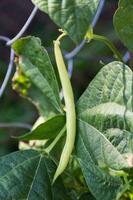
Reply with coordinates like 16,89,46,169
45,125,66,154
93,34,123,61
56,31,67,42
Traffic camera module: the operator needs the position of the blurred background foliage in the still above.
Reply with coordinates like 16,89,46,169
0,0,128,156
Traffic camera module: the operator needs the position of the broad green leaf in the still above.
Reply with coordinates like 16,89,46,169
77,61,133,133
104,128,133,154
12,66,57,118
77,61,133,113
12,67,58,117
76,120,124,200
31,0,99,43
77,119,128,170
18,115,65,141
48,132,66,165
113,0,133,51
0,150,67,200
79,193,96,200
76,61,133,199
12,36,63,115
80,102,133,132
77,61,133,167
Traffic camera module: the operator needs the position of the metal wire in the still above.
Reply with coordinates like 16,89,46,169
0,36,14,98
65,0,105,61
65,0,105,78
123,52,130,63
6,6,38,46
0,6,38,129
59,0,106,100
67,59,74,78
0,123,32,130
0,6,38,98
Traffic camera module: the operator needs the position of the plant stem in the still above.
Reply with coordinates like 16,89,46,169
56,30,68,42
92,34,123,62
45,125,66,154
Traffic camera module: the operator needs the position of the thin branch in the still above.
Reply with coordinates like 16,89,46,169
6,6,38,46
45,125,66,154
92,34,123,61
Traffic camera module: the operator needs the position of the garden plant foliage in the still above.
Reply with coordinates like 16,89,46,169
0,0,133,199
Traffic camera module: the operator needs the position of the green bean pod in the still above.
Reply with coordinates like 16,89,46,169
53,39,76,183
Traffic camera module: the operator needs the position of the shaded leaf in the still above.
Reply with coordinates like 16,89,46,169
18,115,65,141
104,128,133,154
12,36,63,116
114,0,133,51
12,66,56,117
31,0,99,43
77,61,133,134
77,119,128,170
77,61,133,113
76,120,124,200
80,102,133,132
76,61,133,199
0,150,67,200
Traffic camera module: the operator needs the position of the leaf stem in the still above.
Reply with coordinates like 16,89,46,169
86,31,123,62
92,34,123,61
56,30,68,42
45,125,66,154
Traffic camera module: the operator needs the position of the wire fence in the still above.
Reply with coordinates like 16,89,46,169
0,0,129,130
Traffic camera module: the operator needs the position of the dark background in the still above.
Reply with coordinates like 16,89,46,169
0,0,126,155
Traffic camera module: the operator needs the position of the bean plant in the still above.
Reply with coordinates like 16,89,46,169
0,0,133,199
